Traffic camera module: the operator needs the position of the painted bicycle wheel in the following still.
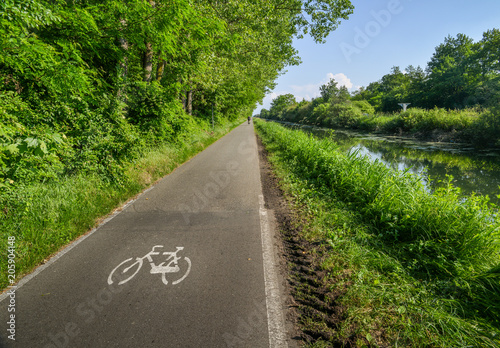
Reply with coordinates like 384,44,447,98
160,257,192,285
108,258,143,285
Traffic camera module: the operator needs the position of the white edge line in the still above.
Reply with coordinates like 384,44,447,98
259,194,288,348
0,186,153,303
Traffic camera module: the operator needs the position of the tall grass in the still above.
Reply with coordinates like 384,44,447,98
0,118,243,290
267,101,500,146
255,119,500,346
377,107,478,134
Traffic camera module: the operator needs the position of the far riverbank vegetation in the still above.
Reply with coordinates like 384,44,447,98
257,29,500,147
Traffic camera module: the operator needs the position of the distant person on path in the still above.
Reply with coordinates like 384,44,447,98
248,116,251,124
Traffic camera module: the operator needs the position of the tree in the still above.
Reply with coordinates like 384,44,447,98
471,29,500,106
424,34,475,108
259,109,270,119
0,0,357,188
319,78,350,104
269,94,297,119
288,0,355,43
350,29,499,111
478,29,500,76
320,78,339,102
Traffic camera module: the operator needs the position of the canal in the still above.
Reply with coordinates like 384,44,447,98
286,123,500,206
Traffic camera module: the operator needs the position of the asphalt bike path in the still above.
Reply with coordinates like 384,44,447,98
0,123,287,348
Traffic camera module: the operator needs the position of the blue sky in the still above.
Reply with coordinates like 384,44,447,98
254,0,500,114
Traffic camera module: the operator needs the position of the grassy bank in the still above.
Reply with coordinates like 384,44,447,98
0,118,243,290
255,119,500,347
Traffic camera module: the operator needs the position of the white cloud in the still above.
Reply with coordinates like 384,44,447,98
327,73,354,89
289,72,357,102
290,83,322,101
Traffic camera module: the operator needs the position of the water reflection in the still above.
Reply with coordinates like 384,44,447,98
287,123,500,205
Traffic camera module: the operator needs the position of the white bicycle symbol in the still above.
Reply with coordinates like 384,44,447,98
108,246,191,286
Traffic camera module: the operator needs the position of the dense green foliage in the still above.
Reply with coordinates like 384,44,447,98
256,119,500,347
0,0,354,189
258,28,500,146
0,0,356,287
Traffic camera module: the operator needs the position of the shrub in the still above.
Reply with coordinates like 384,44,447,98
286,100,314,123
467,107,500,147
127,82,175,141
380,108,479,134
352,100,375,115
312,103,330,126
329,103,363,128
0,92,70,186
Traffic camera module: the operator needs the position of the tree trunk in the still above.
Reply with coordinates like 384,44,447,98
156,59,166,82
143,42,153,82
186,89,193,115
118,18,128,106
179,78,187,110
142,0,155,82
119,19,128,78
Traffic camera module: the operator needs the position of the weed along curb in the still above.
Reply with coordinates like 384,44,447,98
255,119,500,347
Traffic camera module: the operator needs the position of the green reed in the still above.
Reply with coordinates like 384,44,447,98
256,119,500,347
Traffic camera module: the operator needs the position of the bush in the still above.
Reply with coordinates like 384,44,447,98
127,82,198,147
0,92,71,186
312,103,330,126
380,108,479,134
329,103,363,128
467,107,500,147
309,102,368,129
127,82,176,141
352,100,375,115
286,100,314,123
